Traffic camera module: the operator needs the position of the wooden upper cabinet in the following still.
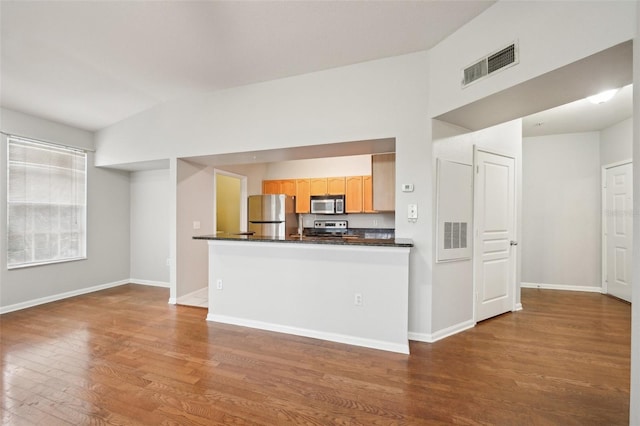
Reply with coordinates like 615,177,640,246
363,175,375,213
262,180,280,194
345,176,363,213
372,153,395,211
280,179,296,196
309,178,328,196
262,179,296,196
295,179,311,213
327,177,346,195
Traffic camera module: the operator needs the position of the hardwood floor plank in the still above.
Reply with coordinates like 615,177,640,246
0,285,630,424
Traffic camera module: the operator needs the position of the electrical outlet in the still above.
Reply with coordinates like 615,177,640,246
216,279,223,290
193,221,201,230
354,293,363,306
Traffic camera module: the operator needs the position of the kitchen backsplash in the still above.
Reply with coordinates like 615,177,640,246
300,212,395,229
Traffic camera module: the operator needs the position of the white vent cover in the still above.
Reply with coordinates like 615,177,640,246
462,42,519,87
444,222,467,250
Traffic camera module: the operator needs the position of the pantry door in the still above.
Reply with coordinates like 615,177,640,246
474,148,516,322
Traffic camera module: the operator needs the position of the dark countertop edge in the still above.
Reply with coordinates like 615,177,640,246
193,234,413,248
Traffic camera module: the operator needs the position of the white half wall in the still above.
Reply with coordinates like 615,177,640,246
130,169,170,284
522,132,601,290
0,108,130,310
207,240,410,354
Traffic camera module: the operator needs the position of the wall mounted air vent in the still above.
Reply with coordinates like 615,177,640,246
462,42,519,87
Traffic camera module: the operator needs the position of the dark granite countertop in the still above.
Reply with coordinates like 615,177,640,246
193,233,413,248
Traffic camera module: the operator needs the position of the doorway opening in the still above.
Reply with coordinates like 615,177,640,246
214,170,247,234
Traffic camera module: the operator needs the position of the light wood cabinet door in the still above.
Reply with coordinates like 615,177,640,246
262,180,280,194
372,153,395,211
327,177,346,195
310,178,328,195
345,176,363,213
280,179,296,196
363,175,375,213
295,179,310,213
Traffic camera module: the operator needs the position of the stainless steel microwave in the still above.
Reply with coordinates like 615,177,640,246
310,195,345,215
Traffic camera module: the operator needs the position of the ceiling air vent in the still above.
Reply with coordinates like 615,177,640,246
462,42,519,87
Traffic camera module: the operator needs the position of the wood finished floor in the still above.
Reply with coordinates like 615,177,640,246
1,285,630,425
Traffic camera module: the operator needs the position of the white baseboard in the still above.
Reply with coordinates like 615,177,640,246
129,278,170,288
407,331,431,343
168,298,177,305
207,313,410,355
0,279,129,315
521,282,604,293
408,319,476,343
514,303,523,311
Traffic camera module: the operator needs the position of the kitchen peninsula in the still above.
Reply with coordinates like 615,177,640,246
194,233,413,354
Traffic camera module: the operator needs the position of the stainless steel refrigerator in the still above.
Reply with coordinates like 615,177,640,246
247,194,297,237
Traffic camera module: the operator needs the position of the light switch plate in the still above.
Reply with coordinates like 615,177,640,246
408,204,418,219
402,183,414,192
193,221,201,230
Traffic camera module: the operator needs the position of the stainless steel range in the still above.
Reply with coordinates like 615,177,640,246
304,220,348,237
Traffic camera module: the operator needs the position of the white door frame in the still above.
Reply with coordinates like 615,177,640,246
601,158,633,295
213,169,248,234
472,146,518,323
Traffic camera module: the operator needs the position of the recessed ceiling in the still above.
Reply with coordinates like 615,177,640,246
522,84,633,137
0,0,495,132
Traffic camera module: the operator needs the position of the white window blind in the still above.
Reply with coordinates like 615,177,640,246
7,136,87,268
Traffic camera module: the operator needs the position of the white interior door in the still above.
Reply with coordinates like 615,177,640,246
605,162,633,303
474,149,516,322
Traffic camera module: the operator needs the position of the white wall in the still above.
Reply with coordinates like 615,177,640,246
177,159,215,297
429,1,637,118
130,169,170,285
96,51,434,335
522,133,602,290
630,6,639,423
218,163,268,196
0,108,130,311
265,154,372,179
94,1,635,341
430,119,522,334
601,117,633,166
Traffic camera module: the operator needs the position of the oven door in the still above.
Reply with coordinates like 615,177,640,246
311,199,335,214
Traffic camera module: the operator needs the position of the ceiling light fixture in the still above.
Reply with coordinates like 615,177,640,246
587,88,619,104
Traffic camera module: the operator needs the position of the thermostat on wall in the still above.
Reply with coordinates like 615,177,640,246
401,183,414,192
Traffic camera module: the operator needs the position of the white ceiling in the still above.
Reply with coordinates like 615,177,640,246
522,84,633,137
0,0,494,132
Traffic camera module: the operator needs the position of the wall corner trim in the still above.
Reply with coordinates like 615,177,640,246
408,320,476,343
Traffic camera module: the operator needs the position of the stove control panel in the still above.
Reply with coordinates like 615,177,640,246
314,220,348,230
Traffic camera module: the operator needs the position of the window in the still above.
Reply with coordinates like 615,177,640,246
7,136,87,268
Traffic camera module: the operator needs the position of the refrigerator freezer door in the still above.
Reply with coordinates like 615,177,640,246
248,222,285,238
